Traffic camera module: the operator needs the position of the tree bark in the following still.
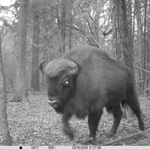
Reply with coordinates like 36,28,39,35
135,0,143,95
60,0,67,54
0,31,12,145
120,0,134,70
68,0,73,50
142,0,148,95
12,0,29,102
113,0,135,118
112,0,124,61
31,1,40,91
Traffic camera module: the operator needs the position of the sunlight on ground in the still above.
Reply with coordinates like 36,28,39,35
0,0,15,6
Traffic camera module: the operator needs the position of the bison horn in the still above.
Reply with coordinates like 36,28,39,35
68,59,81,75
39,61,46,74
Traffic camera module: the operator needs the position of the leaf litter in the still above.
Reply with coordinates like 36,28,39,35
1,94,150,146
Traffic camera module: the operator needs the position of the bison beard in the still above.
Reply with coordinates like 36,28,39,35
40,45,144,142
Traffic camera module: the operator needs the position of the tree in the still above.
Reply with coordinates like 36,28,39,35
113,0,133,66
134,0,150,96
0,29,12,145
60,0,67,54
31,1,40,91
120,0,134,70
68,0,73,49
142,0,148,95
2,0,149,97
13,0,29,102
113,0,135,118
135,0,143,95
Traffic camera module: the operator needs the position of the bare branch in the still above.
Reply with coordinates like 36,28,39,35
134,65,150,74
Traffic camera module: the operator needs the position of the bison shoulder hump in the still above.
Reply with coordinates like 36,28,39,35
64,45,109,66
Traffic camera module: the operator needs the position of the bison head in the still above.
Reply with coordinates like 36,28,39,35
40,59,80,113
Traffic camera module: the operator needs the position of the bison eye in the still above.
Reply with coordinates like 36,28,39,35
62,78,70,86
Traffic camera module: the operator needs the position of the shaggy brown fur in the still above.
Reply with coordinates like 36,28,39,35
40,45,145,142
44,58,78,77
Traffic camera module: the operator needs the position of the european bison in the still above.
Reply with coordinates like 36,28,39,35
40,45,144,141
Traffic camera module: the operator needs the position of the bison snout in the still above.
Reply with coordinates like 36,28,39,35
48,98,59,108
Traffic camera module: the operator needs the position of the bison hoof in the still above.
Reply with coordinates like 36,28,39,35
139,122,145,131
82,137,96,145
106,130,116,137
64,129,74,140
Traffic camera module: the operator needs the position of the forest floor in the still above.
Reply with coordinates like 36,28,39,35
1,92,150,146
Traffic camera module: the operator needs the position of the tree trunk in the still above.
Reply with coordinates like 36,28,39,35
113,0,134,77
135,0,143,95
112,0,124,62
60,0,67,54
68,0,73,50
143,0,148,96
12,0,29,102
31,1,40,92
121,0,135,118
0,32,12,145
68,18,72,50
41,48,48,89
120,0,134,70
113,0,134,118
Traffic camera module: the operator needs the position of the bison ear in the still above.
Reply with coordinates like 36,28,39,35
68,59,81,75
39,61,46,74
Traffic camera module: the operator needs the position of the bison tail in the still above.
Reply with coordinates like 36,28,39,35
120,101,127,109
106,101,133,118
120,101,134,118
105,101,127,114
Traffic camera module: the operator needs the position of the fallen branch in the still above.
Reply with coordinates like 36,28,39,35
102,130,148,146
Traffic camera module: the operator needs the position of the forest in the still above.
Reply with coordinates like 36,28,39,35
0,0,150,147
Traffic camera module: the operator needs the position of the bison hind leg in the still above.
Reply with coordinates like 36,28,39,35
106,104,122,137
125,94,145,131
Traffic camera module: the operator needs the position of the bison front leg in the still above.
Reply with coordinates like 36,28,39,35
62,112,73,140
88,108,103,142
